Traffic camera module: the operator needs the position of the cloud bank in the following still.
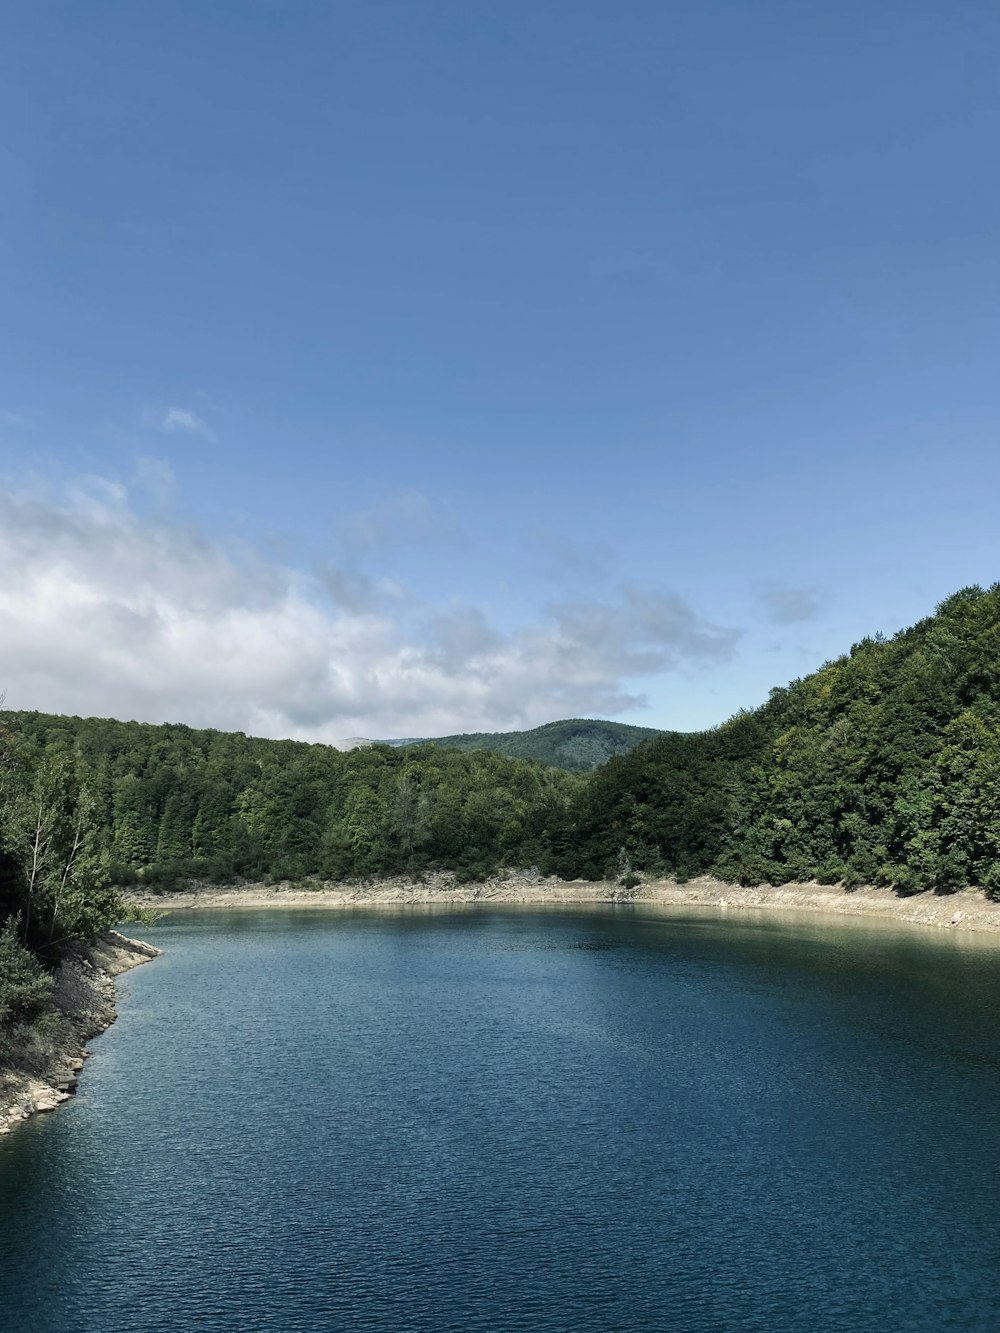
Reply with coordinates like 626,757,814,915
0,479,738,741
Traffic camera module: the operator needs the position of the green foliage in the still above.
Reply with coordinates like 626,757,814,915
0,753,122,948
0,712,584,890
0,919,53,1028
558,583,1000,893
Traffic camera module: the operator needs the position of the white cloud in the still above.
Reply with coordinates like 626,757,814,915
158,407,215,442
0,480,738,740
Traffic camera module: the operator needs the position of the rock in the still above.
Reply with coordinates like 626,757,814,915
0,930,160,1135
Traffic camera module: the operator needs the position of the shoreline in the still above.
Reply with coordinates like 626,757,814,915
0,930,160,1136
5,880,996,1135
126,872,1000,939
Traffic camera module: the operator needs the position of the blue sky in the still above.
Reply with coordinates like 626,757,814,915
3,1,999,741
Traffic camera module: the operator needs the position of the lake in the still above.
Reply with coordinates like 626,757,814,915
2,906,1000,1332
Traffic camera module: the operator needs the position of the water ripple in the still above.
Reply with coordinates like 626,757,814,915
3,907,1000,1332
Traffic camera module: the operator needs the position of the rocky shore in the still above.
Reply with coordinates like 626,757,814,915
0,930,160,1136
127,870,1000,938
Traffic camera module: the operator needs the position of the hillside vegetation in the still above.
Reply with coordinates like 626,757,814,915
0,716,583,891
411,718,662,770
562,585,1000,894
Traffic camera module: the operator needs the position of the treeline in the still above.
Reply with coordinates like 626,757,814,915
0,718,123,1044
1,715,584,891
562,584,1000,895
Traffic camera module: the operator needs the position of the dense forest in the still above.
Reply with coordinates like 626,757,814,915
405,719,662,771
0,715,124,1057
4,583,1000,1051
565,584,1000,894
0,716,584,891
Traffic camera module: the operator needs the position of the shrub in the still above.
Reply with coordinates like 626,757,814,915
815,858,849,886
930,850,967,893
981,863,1000,901
0,919,53,1029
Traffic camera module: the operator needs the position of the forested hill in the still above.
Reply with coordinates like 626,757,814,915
406,719,662,770
0,713,583,895
562,584,1000,894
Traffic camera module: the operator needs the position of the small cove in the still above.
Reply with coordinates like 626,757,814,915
2,906,1000,1332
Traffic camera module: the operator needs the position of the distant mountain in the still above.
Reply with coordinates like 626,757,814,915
332,737,430,751
399,718,662,771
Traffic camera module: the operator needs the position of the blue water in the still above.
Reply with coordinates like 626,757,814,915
2,906,1000,1332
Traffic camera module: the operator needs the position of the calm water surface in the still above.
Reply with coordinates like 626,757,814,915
2,906,1000,1332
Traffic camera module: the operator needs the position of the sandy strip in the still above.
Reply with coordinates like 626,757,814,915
124,873,1000,940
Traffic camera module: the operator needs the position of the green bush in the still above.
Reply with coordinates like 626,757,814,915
815,858,849,886
0,920,53,1029
930,850,967,893
981,863,1000,901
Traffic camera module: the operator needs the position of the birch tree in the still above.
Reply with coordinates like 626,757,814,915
2,755,120,949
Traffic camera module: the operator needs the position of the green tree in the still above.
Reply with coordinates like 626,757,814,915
1,755,120,948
